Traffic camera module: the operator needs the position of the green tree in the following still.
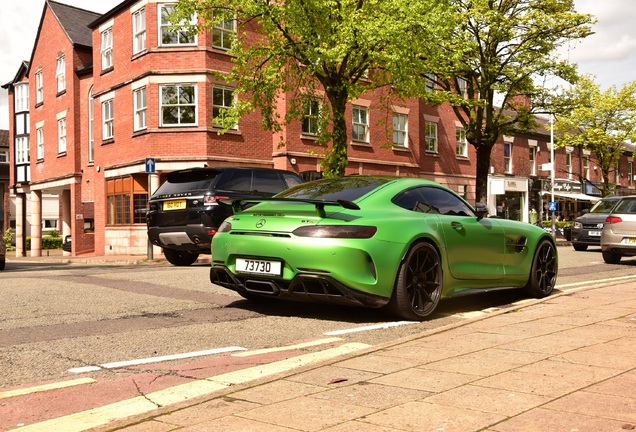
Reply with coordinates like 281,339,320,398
172,0,454,176
406,0,594,203
554,76,636,197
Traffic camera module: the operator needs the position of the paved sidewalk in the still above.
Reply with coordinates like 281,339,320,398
79,281,633,432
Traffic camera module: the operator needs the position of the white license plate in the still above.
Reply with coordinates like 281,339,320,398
623,237,636,244
589,231,602,237
236,258,282,276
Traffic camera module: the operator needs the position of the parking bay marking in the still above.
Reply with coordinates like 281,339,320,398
324,321,419,336
17,343,371,432
68,346,248,373
0,378,96,400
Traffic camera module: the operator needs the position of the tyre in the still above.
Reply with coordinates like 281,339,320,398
163,248,199,266
525,239,557,298
388,242,442,320
572,243,588,251
602,250,621,264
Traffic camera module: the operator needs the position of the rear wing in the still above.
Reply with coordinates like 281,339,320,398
218,198,360,218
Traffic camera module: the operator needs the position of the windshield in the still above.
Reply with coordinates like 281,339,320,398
277,177,392,201
589,198,618,213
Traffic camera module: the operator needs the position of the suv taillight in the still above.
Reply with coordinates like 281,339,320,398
605,216,622,224
204,195,230,204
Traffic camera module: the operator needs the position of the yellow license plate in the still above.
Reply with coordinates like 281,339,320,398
163,200,186,211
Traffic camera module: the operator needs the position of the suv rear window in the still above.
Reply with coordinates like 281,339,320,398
614,198,636,214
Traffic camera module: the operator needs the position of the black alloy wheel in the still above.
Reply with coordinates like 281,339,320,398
389,242,442,321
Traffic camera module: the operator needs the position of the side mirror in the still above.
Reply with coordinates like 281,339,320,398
474,202,489,220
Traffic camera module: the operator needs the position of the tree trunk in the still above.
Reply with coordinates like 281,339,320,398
323,90,349,177
475,143,492,204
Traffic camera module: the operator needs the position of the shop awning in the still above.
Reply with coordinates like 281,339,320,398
541,191,600,202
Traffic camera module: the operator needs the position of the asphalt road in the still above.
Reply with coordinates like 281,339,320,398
0,244,634,397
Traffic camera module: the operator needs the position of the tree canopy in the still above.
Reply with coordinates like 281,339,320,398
554,76,636,197
173,0,454,177
416,0,594,202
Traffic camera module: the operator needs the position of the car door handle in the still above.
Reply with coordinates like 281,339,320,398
450,221,464,230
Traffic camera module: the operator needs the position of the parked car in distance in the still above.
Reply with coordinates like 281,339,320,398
600,196,636,264
210,176,558,320
571,196,621,251
0,235,6,270
62,235,72,252
147,167,304,266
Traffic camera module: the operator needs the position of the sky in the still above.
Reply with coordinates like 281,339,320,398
1,0,635,130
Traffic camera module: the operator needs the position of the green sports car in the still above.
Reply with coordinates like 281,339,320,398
210,176,557,320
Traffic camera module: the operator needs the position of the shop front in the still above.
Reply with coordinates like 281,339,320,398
488,176,528,222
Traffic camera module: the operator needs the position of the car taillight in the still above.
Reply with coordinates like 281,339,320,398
293,225,377,238
204,195,230,204
217,221,232,233
605,216,622,224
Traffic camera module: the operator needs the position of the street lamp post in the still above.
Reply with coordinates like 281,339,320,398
550,113,556,237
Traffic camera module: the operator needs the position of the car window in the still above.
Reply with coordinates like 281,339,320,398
282,172,304,188
614,198,636,214
279,177,391,201
589,198,618,213
253,170,286,194
220,170,253,191
154,177,216,195
393,186,475,217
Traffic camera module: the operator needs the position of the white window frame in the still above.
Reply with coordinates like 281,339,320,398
58,118,67,154
159,3,197,47
212,17,236,50
457,77,468,99
103,99,114,139
101,28,113,70
566,152,572,180
134,87,147,131
212,86,236,128
392,113,407,147
133,8,146,54
14,83,29,112
425,121,438,153
88,87,94,163
37,127,44,160
583,155,589,180
529,146,536,176
160,84,197,126
56,56,65,93
0,150,9,163
455,127,467,157
35,71,43,104
302,98,320,136
504,142,512,174
15,137,29,164
352,105,369,143
425,74,436,92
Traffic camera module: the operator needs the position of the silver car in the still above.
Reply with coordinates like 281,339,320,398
601,196,636,264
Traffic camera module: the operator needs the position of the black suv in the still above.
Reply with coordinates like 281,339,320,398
147,167,304,265
571,196,621,251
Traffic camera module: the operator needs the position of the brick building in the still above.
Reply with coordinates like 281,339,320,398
3,0,635,257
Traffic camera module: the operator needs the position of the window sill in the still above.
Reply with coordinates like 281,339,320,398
132,128,148,138
351,141,371,147
301,134,319,142
57,152,67,158
212,127,241,135
392,145,410,152
102,138,115,145
456,155,469,160
56,90,66,97
425,151,439,156
35,101,43,108
100,66,114,76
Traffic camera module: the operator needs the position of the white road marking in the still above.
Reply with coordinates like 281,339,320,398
556,273,636,291
323,321,418,335
14,343,371,432
232,337,343,357
68,346,247,373
0,378,96,400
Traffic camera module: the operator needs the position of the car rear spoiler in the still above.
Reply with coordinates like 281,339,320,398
218,198,360,218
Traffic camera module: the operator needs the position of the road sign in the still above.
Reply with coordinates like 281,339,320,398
548,201,557,212
145,158,155,173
